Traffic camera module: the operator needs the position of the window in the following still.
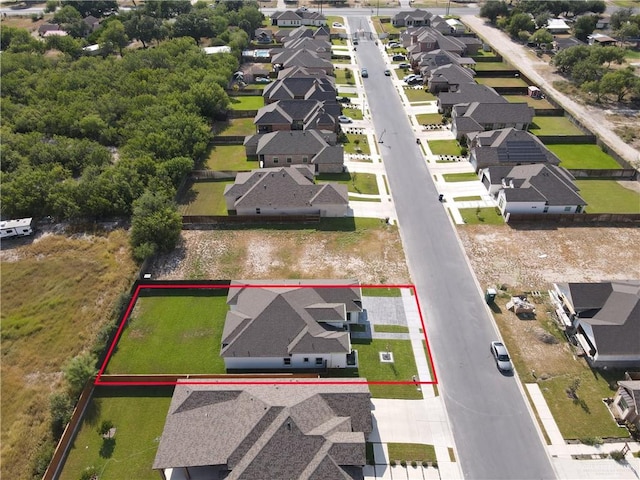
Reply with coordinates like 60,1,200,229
315,357,323,365
564,206,572,212
256,208,261,214
303,357,309,363
302,157,308,163
284,358,291,365
286,157,292,163
273,157,279,163
543,207,549,213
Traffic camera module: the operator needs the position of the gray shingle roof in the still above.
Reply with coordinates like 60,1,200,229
221,280,362,358
153,379,372,478
254,99,339,130
454,102,534,125
471,128,562,167
438,83,503,110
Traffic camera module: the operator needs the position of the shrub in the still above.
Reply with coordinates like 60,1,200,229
79,466,98,480
610,450,625,461
580,436,603,446
411,460,418,468
50,392,74,438
422,460,429,468
400,460,407,468
98,420,114,436
389,459,396,466
64,353,97,397
30,439,55,478
432,460,438,469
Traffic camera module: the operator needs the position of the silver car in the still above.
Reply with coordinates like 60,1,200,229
490,341,513,372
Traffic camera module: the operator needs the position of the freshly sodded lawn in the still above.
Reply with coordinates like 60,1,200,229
59,387,174,480
343,108,364,120
228,95,264,110
476,77,528,88
177,180,232,216
343,134,371,155
403,88,436,103
442,172,479,182
105,294,229,374
459,207,505,225
374,325,410,334
472,61,513,71
416,113,444,125
204,145,256,171
362,287,402,297
213,118,256,136
352,339,422,399
547,144,621,169
454,196,481,202
528,116,586,136
317,172,379,195
387,443,436,463
575,180,640,213
428,140,462,156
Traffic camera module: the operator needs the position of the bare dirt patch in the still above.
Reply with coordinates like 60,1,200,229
152,227,410,284
457,224,640,291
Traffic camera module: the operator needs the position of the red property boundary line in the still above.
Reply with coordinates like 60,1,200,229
95,283,438,387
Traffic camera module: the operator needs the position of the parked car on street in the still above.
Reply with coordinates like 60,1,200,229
361,68,368,78
490,341,513,372
384,69,391,76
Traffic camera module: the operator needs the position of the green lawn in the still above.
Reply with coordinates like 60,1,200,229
362,287,402,297
213,118,256,136
387,443,436,463
624,49,640,60
374,325,410,334
428,140,462,156
343,108,364,120
177,180,232,216
453,196,481,202
228,95,264,110
528,116,586,136
476,77,529,88
575,180,640,213
335,67,356,85
539,371,630,440
503,95,554,109
59,387,174,480
204,145,256,171
337,91,358,98
442,172,479,182
403,88,436,103
459,207,505,225
317,172,379,195
416,113,444,125
472,50,499,59
105,294,229,374
472,62,513,71
343,134,371,155
546,144,622,169
352,339,422,399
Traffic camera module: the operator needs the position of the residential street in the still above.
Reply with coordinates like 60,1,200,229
347,14,557,480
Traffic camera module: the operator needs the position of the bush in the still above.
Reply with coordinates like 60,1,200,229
98,420,114,436
79,466,98,480
64,353,97,397
50,392,74,438
389,459,396,466
580,436,603,446
30,439,55,478
411,460,417,468
400,460,407,468
422,460,429,467
610,450,625,461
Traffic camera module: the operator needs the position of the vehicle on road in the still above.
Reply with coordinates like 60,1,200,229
338,115,353,124
361,68,368,78
490,341,513,372
384,69,391,76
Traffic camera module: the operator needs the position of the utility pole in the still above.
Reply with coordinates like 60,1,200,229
446,0,451,17
376,0,379,18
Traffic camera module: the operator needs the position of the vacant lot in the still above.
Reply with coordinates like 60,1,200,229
151,222,409,284
105,294,228,374
0,230,138,480
59,387,173,480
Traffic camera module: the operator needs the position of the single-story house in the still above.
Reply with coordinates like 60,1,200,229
244,130,344,173
270,8,327,27
468,127,561,172
611,372,640,429
588,33,617,46
426,64,476,94
254,99,340,134
546,18,571,34
596,15,611,30
221,279,363,370
153,379,373,480
392,9,433,27
272,49,334,75
83,15,101,32
551,280,640,368
480,164,586,216
223,166,348,217
437,83,503,115
37,23,65,37
254,28,273,44
553,36,586,52
263,76,336,104
275,40,332,61
451,102,534,140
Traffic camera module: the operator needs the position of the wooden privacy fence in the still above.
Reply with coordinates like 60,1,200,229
568,169,638,180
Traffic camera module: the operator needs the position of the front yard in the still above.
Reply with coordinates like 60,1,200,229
317,172,379,195
442,172,479,182
177,180,232,216
416,113,445,125
428,140,462,156
403,88,436,103
459,207,504,225
59,387,174,480
343,133,371,155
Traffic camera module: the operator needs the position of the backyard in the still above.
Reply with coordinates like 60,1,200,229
58,387,174,480
177,180,231,216
475,77,529,88
213,118,255,136
472,61,513,71
104,293,229,374
528,116,586,136
575,180,640,213
228,95,264,110
204,145,255,171
503,95,554,109
546,144,622,169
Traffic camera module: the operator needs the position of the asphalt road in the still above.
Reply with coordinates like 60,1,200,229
348,15,557,480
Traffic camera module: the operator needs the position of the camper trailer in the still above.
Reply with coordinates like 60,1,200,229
0,218,34,239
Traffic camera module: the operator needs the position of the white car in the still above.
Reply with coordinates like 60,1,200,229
403,74,417,83
338,115,353,124
332,22,344,28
